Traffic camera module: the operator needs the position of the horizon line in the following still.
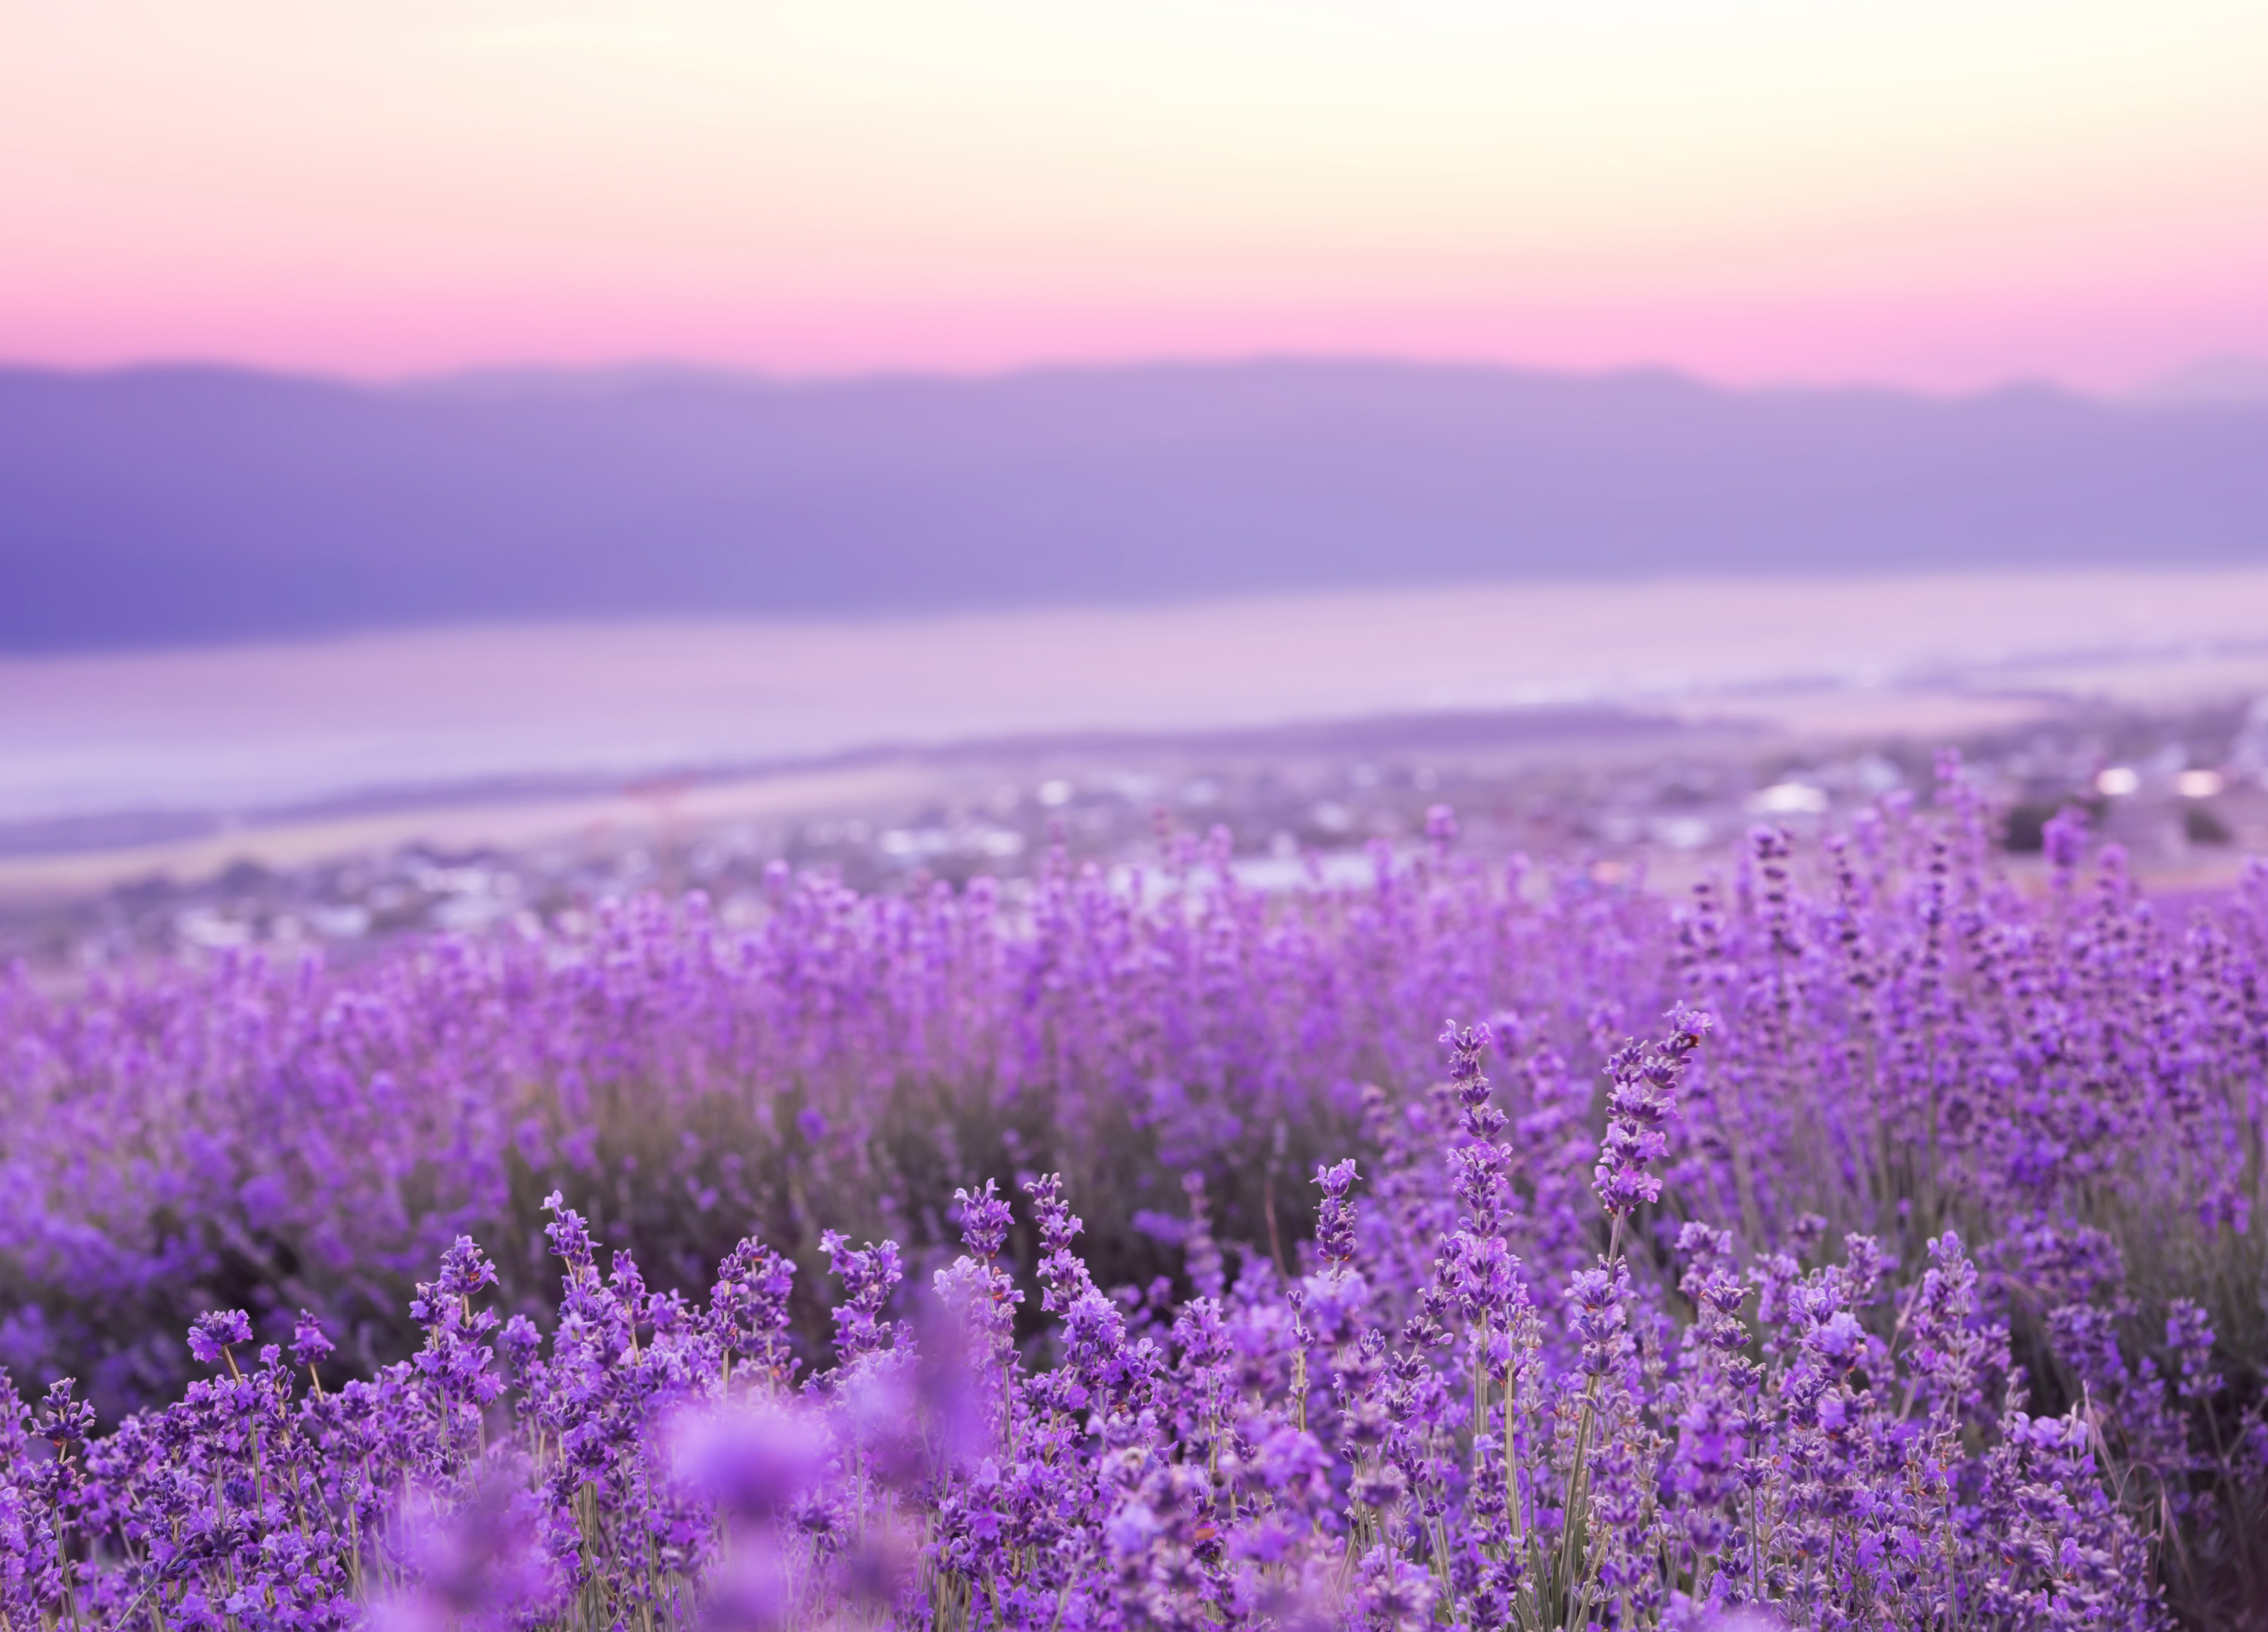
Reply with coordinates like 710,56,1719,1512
10,347,2260,404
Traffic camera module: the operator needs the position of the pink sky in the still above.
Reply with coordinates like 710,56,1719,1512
5,2,2266,391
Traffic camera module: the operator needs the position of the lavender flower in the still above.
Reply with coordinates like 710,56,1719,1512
186,1309,253,1369
1313,1160,1359,1267
1595,1002,1712,1219
0,790,2248,1626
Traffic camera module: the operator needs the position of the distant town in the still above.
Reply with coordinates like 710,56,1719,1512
8,692,2263,980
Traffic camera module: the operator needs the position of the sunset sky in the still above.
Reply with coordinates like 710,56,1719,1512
4,1,2265,390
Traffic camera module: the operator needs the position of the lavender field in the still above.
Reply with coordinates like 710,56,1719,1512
3,763,2264,1629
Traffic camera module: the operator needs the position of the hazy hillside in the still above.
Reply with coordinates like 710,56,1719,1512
3,359,2265,651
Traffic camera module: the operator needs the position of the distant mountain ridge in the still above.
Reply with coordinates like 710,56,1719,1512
2,358,2265,652
2130,355,2268,406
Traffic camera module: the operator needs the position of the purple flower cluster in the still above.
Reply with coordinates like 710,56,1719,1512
0,841,1661,1414
3,780,2266,1623
0,1033,2186,1628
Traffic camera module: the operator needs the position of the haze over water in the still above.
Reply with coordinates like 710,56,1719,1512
7,568,2268,826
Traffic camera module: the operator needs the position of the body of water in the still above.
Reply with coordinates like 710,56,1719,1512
5,568,2268,827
